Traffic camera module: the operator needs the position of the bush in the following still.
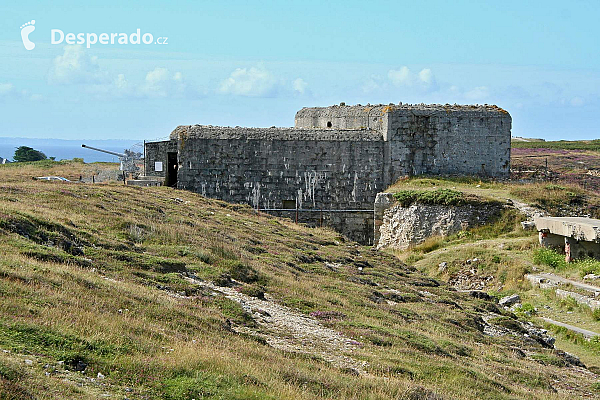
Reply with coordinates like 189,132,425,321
576,258,600,276
533,248,566,270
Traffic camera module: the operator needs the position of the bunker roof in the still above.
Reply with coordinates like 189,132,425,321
295,103,510,118
535,216,600,242
170,125,383,141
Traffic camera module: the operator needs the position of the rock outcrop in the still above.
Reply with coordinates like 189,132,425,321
374,193,502,250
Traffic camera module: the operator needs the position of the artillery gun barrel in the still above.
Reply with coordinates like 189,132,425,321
81,144,126,158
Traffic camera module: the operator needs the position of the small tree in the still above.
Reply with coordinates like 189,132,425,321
13,146,47,162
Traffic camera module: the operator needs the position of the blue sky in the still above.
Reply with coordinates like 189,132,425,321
0,0,599,141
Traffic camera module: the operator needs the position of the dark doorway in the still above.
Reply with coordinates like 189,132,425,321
166,152,178,187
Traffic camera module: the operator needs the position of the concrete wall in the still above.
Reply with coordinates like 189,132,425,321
384,107,511,182
176,137,384,211
295,104,511,182
295,104,387,131
145,140,177,178
145,126,383,243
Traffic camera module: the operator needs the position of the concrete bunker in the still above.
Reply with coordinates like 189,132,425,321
143,103,512,244
535,217,600,262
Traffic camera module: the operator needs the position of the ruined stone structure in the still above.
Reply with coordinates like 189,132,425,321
145,103,511,243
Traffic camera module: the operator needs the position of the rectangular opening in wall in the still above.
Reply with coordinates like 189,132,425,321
166,152,178,187
282,199,296,209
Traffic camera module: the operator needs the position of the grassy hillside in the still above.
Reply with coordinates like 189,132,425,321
385,177,600,371
0,161,599,399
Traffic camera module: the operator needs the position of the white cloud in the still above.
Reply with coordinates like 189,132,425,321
85,67,189,99
464,86,490,101
388,67,412,86
0,83,14,96
388,66,438,91
48,45,107,85
292,78,308,95
0,83,42,101
362,75,385,94
418,69,434,85
570,96,584,106
139,67,186,98
218,66,280,97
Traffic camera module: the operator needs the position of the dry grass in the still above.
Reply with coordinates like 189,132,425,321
0,161,598,399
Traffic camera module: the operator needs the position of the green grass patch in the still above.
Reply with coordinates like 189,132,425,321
393,188,490,207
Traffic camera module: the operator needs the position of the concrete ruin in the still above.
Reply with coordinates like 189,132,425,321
535,216,600,261
145,103,512,243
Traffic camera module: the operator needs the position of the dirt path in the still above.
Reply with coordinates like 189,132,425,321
540,317,600,339
185,277,368,374
509,198,549,220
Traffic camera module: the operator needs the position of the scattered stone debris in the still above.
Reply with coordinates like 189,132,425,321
449,266,494,290
482,314,556,348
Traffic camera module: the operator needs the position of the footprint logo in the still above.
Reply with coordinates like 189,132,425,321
20,20,35,50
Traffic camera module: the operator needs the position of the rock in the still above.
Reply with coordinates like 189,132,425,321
24,359,33,366
584,273,600,280
469,291,494,301
74,360,87,372
499,294,521,306
521,221,536,230
438,262,448,272
554,350,585,367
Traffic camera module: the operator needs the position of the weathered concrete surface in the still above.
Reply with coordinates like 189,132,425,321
126,176,163,187
535,217,600,242
375,196,502,250
535,217,600,260
541,317,599,340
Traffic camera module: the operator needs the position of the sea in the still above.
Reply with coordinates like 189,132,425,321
0,137,143,163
